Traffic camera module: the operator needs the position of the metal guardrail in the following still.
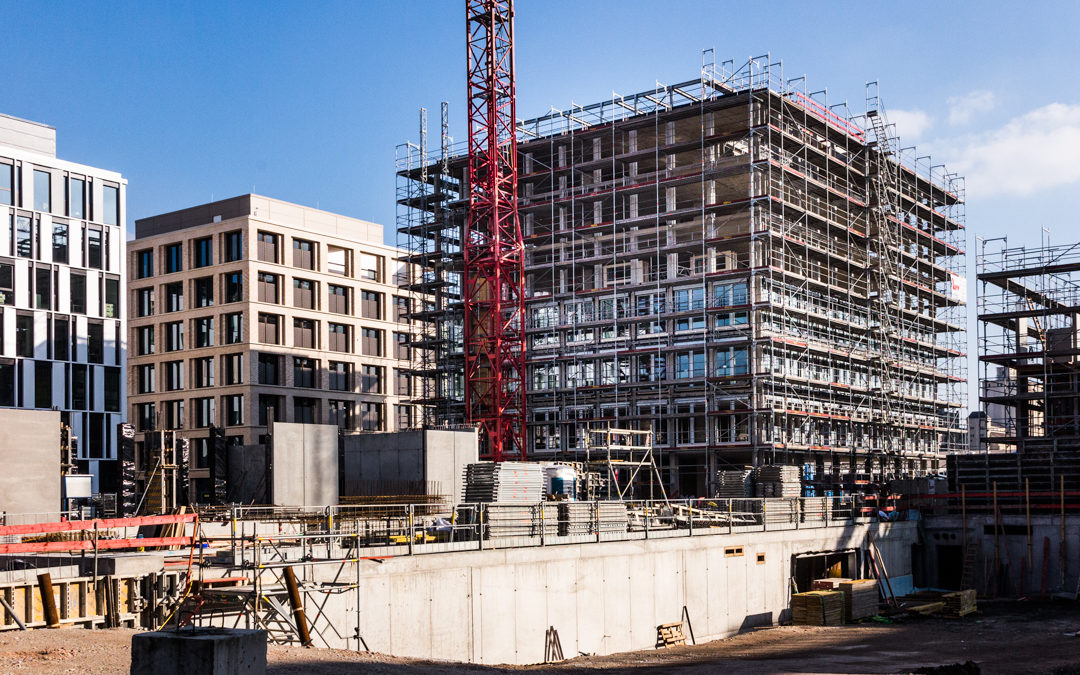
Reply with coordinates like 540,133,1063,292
200,497,875,565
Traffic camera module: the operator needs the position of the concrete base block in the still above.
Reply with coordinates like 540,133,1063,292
130,628,267,675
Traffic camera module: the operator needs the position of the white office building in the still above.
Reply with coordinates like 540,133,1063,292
0,113,127,489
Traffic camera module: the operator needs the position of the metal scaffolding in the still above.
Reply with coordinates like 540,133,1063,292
397,54,967,496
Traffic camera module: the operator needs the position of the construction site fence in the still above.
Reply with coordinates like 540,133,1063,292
207,497,881,565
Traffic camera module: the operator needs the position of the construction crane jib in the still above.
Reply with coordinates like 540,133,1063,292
464,0,526,461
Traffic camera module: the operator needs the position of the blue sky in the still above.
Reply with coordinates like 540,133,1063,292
3,0,1079,406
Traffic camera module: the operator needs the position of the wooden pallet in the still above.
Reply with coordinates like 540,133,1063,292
656,622,686,647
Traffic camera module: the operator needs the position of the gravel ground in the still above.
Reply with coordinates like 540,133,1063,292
0,600,1077,674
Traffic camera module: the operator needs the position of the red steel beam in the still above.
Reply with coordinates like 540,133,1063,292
464,0,526,461
0,513,196,537
0,536,193,555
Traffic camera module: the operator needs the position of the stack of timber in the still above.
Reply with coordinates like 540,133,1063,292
463,462,544,503
791,590,844,626
839,579,879,621
755,465,801,498
716,469,754,498
485,503,559,539
942,589,977,617
811,578,850,591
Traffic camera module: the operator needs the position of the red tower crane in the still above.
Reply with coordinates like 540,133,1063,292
464,0,526,461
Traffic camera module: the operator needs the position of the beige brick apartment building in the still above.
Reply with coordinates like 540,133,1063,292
127,195,416,494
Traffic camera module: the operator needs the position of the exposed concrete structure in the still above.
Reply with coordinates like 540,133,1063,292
0,113,127,490
343,428,478,504
127,195,419,502
285,520,916,665
130,628,266,675
0,409,61,515
271,422,339,507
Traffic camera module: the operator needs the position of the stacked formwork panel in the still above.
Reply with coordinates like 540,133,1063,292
975,239,1080,491
397,57,967,496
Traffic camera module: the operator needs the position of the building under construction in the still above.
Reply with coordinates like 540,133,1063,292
965,238,1080,492
397,56,967,496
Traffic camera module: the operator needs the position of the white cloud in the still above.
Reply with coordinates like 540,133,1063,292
889,108,933,141
937,102,1080,199
947,90,997,126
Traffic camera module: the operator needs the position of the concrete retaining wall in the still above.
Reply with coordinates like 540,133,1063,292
269,521,916,665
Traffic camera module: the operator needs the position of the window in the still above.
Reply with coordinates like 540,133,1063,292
360,402,383,431
224,312,242,344
194,317,214,348
164,360,184,391
257,313,280,344
715,346,748,377
194,276,214,307
97,276,118,319
329,400,352,429
294,397,317,424
293,357,317,388
165,321,184,351
0,360,14,407
165,282,183,312
224,231,242,262
136,288,154,317
34,266,51,309
756,553,766,564
223,394,243,426
104,368,121,412
393,295,410,323
137,364,156,394
394,368,411,396
193,237,213,267
224,272,242,303
222,353,243,385
52,221,68,264
328,322,350,352
293,318,316,348
15,214,32,257
53,317,69,361
724,546,744,558
393,332,410,360
34,361,52,408
72,364,87,409
0,163,11,205
0,262,12,305
293,278,315,309
257,231,279,263
164,243,183,273
258,394,282,425
193,397,215,428
328,361,351,391
86,227,103,269
136,326,155,355
361,328,382,356
292,238,315,269
328,284,349,314
70,272,86,313
327,245,349,275
87,321,103,363
34,169,51,212
358,253,380,281
101,184,119,226
258,353,281,385
675,351,705,379
136,403,156,432
360,290,382,319
258,272,279,303
361,365,383,394
395,405,412,431
68,177,85,219
136,249,154,278
192,357,215,388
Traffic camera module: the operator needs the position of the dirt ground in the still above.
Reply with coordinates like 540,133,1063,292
0,599,1077,674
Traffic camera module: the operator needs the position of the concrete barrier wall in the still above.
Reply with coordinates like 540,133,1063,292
281,521,916,665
